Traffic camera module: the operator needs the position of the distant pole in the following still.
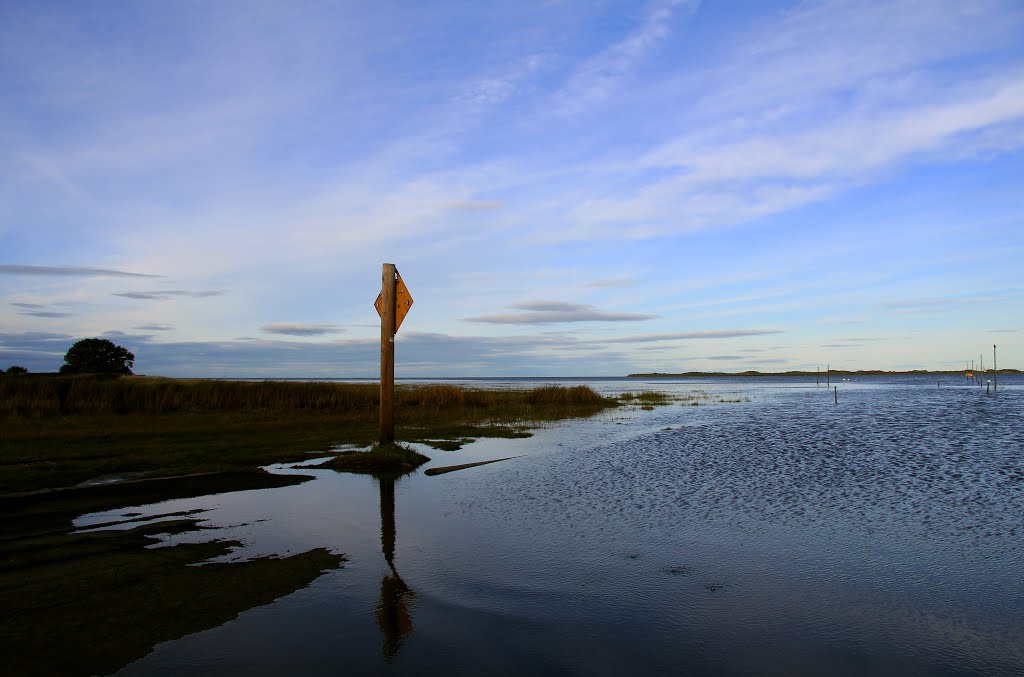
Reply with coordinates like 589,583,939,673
834,386,838,404
827,364,830,387
817,366,820,386
993,344,998,393
380,263,397,445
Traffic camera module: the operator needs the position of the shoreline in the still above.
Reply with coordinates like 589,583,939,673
628,369,1020,377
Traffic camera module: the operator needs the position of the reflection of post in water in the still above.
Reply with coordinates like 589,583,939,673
380,476,396,567
375,476,415,662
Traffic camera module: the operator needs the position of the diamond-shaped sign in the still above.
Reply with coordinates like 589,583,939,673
374,271,414,332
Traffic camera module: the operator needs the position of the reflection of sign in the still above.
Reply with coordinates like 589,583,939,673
374,271,414,331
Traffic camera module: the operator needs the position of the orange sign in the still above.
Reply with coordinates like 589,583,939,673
374,271,414,331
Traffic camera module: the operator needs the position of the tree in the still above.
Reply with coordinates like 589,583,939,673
6,365,28,374
62,338,135,375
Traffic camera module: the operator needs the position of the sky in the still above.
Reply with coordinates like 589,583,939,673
1,0,1022,377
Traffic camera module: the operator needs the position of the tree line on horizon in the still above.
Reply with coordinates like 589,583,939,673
3,338,134,377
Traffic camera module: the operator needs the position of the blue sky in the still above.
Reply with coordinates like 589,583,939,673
2,0,1022,376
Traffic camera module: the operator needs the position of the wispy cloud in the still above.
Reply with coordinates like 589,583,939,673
0,264,161,278
510,301,590,312
586,277,641,288
134,324,174,332
260,323,345,336
444,200,504,211
553,0,697,114
882,292,1004,313
114,290,225,300
605,329,784,343
988,329,1017,333
10,301,73,318
557,1,1024,239
467,301,658,324
17,310,72,318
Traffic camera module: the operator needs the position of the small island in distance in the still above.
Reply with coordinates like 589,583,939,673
629,369,1021,377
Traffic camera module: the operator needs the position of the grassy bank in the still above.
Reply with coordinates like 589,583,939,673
1,376,615,494
0,375,608,416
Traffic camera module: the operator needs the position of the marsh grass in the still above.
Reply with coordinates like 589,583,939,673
616,389,750,408
616,391,673,406
0,376,609,417
1,377,616,493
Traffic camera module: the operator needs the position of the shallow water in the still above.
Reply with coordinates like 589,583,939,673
78,375,1024,675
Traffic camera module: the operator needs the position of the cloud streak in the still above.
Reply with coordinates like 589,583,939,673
260,323,345,337
467,301,658,324
114,290,225,300
604,329,784,343
0,264,162,278
17,310,72,318
586,278,641,288
553,0,697,114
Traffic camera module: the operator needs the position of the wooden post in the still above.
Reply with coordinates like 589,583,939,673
993,344,998,393
380,263,397,445
834,386,837,404
816,366,819,386
827,364,830,387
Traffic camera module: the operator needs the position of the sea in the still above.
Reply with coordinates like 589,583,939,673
76,374,1024,675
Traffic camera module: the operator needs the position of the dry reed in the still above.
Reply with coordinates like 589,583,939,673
0,376,612,417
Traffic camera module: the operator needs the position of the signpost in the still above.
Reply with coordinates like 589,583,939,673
375,263,413,444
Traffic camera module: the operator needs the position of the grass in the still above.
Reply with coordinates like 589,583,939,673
0,376,609,417
1,376,617,494
616,391,673,406
616,389,751,407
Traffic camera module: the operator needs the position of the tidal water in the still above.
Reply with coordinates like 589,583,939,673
77,375,1024,675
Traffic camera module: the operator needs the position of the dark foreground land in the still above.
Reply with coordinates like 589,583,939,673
0,375,619,676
